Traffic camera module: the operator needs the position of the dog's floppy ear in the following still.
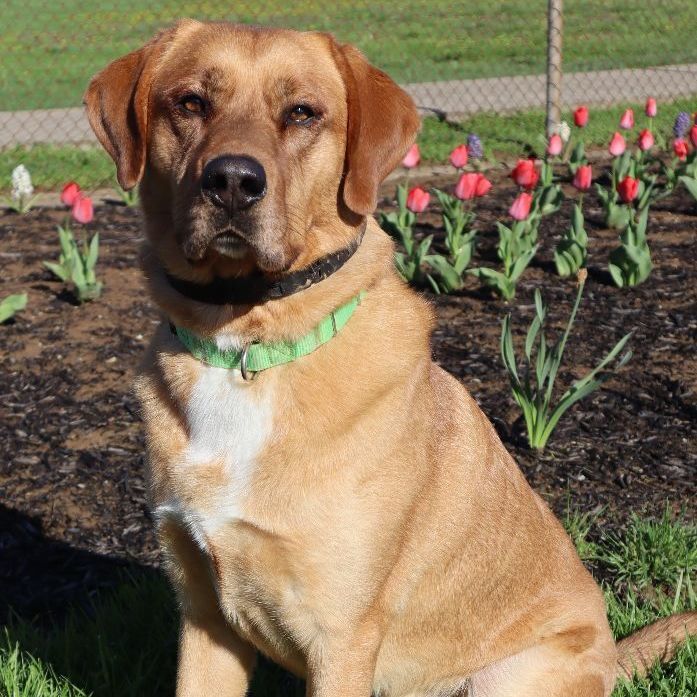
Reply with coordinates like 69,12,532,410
334,43,421,216
83,30,174,190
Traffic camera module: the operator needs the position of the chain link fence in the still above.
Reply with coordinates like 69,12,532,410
2,0,697,190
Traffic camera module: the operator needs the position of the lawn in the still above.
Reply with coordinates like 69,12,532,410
1,511,695,696
3,94,697,193
1,0,696,111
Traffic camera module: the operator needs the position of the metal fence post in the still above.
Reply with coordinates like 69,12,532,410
546,0,563,136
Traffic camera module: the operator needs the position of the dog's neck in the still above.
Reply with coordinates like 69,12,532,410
141,219,393,346
163,221,366,306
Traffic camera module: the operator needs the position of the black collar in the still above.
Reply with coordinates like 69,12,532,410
164,222,366,305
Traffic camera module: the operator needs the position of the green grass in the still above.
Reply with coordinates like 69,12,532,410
3,95,696,194
419,96,697,163
2,1,697,111
0,145,114,193
2,512,695,696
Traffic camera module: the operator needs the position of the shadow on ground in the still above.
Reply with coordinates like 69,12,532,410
0,504,304,696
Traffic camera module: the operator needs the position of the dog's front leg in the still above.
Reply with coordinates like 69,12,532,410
177,612,256,697
157,517,256,696
306,624,382,697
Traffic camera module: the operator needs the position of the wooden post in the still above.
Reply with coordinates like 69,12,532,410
546,0,563,136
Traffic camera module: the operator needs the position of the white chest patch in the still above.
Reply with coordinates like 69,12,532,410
155,363,274,550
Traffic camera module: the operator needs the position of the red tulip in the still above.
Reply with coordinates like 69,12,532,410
673,138,689,161
573,165,592,191
573,106,589,128
619,109,634,130
72,194,94,224
61,181,81,207
609,132,626,157
690,125,697,149
406,186,429,213
475,175,492,197
510,159,539,190
645,98,657,118
402,143,420,169
638,129,654,152
547,134,563,157
454,172,491,200
617,177,638,204
449,144,469,169
509,191,532,221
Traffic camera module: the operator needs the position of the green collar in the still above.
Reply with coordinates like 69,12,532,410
172,291,365,378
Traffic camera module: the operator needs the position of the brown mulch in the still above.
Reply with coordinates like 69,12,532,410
1,172,696,622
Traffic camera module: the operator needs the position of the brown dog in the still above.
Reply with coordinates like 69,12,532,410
85,20,696,696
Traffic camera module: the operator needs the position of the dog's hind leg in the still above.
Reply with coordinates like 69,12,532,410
468,627,617,697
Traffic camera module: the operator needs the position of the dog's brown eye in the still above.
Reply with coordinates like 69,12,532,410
178,95,207,116
287,105,315,125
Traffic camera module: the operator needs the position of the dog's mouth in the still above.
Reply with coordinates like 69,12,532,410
208,229,250,259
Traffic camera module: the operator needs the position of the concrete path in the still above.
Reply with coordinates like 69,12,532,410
2,63,697,147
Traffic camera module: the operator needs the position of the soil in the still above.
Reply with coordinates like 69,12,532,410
1,170,696,624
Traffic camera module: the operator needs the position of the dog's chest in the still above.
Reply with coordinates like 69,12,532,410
151,360,316,666
154,363,274,548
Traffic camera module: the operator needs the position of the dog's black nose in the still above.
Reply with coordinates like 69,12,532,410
201,155,267,211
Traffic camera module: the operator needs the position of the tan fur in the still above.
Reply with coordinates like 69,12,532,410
85,22,696,697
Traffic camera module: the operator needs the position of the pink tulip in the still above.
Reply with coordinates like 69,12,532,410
547,134,563,157
609,132,626,157
475,175,492,197
638,129,654,152
454,172,491,200
617,177,638,204
645,98,657,118
573,165,592,192
509,191,532,221
673,139,689,161
510,159,539,190
690,125,697,149
72,194,94,224
402,143,420,169
573,106,589,128
406,186,429,213
61,181,81,207
449,144,469,169
619,109,634,130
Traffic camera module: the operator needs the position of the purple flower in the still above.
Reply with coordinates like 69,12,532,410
467,133,483,159
673,112,691,139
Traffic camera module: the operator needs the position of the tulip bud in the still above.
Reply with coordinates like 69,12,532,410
72,194,94,224
454,173,479,200
509,192,532,221
573,106,589,128
510,159,539,190
645,98,657,118
475,175,492,197
619,109,634,130
455,173,492,200
616,177,638,204
637,129,654,152
547,134,563,157
402,144,420,169
406,186,429,213
609,132,626,157
673,138,689,161
61,181,81,207
572,165,592,192
449,144,468,169
690,125,697,149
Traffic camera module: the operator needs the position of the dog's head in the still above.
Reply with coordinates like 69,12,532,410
85,21,419,279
